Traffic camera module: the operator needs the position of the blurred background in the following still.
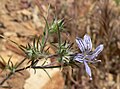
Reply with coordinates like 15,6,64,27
0,0,120,89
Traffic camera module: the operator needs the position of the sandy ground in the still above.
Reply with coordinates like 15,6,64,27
0,0,120,89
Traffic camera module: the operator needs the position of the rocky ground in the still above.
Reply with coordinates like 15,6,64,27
0,0,120,89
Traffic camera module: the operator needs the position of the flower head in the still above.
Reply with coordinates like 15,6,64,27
74,34,104,80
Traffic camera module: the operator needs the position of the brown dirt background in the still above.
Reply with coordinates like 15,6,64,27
0,0,120,89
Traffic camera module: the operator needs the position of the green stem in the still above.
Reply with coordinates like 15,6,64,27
57,21,63,62
57,23,61,50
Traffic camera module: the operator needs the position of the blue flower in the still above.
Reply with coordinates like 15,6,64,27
74,34,104,80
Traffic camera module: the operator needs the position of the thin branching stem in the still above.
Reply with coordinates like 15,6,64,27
0,58,27,85
0,72,13,85
34,0,50,53
15,58,27,69
15,63,70,73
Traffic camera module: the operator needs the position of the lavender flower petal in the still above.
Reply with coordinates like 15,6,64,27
91,44,104,58
76,37,86,52
74,34,103,80
84,60,92,80
85,54,95,60
74,53,84,63
84,34,92,52
94,44,104,53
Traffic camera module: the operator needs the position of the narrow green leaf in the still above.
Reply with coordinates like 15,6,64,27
43,68,52,80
